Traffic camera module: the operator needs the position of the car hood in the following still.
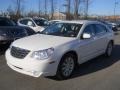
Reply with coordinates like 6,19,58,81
0,26,25,31
12,34,76,51
0,26,27,38
33,26,45,32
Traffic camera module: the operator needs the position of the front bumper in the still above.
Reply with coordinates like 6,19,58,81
5,49,58,77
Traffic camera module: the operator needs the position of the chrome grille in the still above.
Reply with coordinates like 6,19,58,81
10,46,30,59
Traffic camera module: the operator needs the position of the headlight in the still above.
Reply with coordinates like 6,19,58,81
31,48,54,60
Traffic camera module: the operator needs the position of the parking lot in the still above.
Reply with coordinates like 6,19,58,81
0,31,120,90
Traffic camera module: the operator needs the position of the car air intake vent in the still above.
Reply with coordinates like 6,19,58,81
10,46,30,59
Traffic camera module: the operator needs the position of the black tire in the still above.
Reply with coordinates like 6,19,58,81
56,53,76,80
105,41,113,57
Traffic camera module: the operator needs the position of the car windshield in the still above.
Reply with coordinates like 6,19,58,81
0,18,16,26
34,19,49,26
41,23,82,37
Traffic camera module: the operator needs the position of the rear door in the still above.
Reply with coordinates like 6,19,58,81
93,24,108,53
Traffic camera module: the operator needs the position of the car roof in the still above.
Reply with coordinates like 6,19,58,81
50,20,62,22
56,20,101,25
19,17,46,20
0,17,9,20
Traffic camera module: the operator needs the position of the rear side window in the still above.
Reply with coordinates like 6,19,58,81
101,24,109,32
94,24,107,34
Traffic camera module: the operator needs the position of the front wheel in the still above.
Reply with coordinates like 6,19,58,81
105,42,113,57
56,53,76,80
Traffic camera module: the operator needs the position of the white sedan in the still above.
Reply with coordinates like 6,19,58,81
17,17,49,32
5,20,114,80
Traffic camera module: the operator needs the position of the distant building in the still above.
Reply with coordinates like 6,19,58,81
104,16,120,20
49,12,66,20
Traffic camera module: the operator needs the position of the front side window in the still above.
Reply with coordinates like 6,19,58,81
83,25,95,36
41,23,82,37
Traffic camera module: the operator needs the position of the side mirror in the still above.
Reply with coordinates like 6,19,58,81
82,33,91,39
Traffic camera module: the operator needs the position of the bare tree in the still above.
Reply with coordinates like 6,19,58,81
44,0,47,16
12,0,24,19
15,0,22,17
50,0,54,19
63,0,71,20
7,5,15,16
74,0,81,19
84,0,91,19
27,10,38,17
38,0,41,17
7,5,19,21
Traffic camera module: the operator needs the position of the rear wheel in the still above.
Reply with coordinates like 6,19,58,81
105,42,113,57
56,53,76,80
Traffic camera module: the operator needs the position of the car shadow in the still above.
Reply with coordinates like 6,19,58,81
71,44,120,79
114,30,120,35
0,44,9,55
48,44,120,80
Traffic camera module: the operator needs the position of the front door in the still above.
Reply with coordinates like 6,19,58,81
78,24,97,64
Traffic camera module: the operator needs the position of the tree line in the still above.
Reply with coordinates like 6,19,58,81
5,0,92,20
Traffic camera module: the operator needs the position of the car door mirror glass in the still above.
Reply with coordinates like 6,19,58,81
82,33,91,39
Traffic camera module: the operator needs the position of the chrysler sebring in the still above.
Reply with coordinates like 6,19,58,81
5,20,114,79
